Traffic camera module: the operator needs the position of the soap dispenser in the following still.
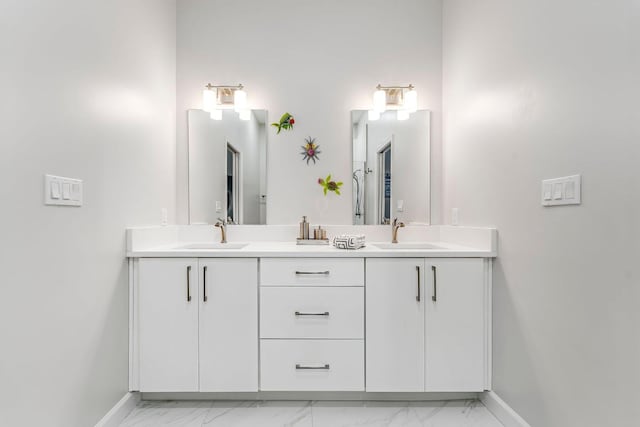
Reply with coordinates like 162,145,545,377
299,216,309,240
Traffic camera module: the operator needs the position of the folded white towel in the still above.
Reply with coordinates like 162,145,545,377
333,234,366,250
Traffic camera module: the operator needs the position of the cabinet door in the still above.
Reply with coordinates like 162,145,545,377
138,258,198,391
366,258,425,391
199,258,258,391
425,258,486,391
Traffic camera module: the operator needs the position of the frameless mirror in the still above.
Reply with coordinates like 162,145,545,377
351,110,430,225
188,109,267,224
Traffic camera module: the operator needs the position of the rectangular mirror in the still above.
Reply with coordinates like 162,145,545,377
351,110,430,225
188,109,268,224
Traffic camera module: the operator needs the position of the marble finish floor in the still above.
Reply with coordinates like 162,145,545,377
119,400,503,427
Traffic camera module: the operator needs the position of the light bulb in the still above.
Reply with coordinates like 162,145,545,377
368,110,380,121
202,87,216,113
397,110,410,121
404,88,418,113
373,89,386,113
210,109,222,120
238,109,251,121
234,89,247,112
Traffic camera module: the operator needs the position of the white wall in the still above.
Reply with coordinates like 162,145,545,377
443,1,640,426
0,1,176,426
176,0,443,224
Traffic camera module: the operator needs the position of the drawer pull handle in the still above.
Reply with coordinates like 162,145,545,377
416,265,421,302
186,266,192,302
295,311,330,316
295,364,330,370
295,271,330,275
432,265,437,302
203,266,208,302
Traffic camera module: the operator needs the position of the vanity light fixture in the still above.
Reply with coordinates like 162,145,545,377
404,87,418,113
233,88,247,112
202,83,249,120
373,88,387,113
368,84,418,121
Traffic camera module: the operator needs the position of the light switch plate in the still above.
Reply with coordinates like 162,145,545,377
542,175,581,206
44,174,83,206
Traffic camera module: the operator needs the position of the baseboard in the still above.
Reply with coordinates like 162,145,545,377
480,391,531,427
94,392,140,427
141,391,478,401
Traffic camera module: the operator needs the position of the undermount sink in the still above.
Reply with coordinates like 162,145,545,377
374,242,444,250
175,242,248,250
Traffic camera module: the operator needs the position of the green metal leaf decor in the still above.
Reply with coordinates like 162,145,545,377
271,112,295,134
300,136,321,164
318,174,343,196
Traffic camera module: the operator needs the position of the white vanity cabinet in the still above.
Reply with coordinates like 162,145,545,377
424,258,487,392
366,258,426,392
198,259,258,392
134,258,258,392
366,258,490,392
130,251,491,395
138,258,199,391
259,258,365,391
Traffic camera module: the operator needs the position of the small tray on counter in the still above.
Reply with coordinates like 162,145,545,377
296,238,330,246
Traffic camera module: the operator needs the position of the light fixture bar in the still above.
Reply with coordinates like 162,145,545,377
205,83,244,90
376,84,415,91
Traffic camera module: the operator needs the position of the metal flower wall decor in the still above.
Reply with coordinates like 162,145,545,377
300,136,321,164
318,174,343,196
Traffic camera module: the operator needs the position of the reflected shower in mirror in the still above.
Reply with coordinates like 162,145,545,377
351,110,430,225
188,109,267,224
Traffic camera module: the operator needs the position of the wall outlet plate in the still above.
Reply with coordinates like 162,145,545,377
451,208,459,225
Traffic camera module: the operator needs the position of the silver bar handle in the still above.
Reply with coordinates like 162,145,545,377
416,265,421,302
295,311,330,316
203,266,208,302
432,265,437,302
295,364,330,370
295,271,330,275
186,266,192,302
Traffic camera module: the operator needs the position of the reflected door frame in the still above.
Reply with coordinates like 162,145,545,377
377,137,393,225
226,141,243,224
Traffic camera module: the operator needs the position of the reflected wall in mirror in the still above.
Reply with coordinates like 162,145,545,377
351,110,430,225
188,109,267,224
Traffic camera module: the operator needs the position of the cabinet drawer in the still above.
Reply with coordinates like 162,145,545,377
260,340,364,391
260,287,364,339
260,258,364,286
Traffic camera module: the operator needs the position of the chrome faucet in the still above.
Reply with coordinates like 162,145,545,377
391,218,405,243
214,217,228,243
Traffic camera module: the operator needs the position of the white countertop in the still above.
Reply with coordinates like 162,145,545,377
127,241,496,258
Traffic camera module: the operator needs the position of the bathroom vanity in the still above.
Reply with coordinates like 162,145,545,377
127,225,496,396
